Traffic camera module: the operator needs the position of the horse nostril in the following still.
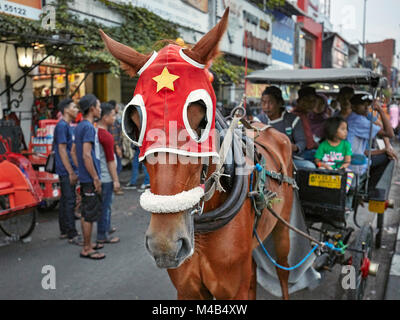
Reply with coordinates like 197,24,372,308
145,234,153,255
176,237,192,260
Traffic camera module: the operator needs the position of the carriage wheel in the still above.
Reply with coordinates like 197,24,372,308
347,223,373,300
0,208,37,240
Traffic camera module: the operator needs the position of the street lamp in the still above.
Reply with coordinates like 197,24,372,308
15,46,34,71
362,0,367,66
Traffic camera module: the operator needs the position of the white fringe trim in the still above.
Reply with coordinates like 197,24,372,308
139,186,204,213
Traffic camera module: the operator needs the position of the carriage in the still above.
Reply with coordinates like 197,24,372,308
246,67,395,299
0,134,41,240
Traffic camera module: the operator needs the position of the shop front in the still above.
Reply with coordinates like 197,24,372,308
296,0,323,69
217,0,272,112
322,32,350,69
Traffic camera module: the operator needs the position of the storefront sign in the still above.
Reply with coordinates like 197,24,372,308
333,36,349,55
132,0,208,33
0,0,42,20
271,10,295,69
181,0,208,13
244,31,271,55
219,0,272,65
260,19,270,31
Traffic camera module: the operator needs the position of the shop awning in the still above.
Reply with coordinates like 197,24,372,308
246,68,383,87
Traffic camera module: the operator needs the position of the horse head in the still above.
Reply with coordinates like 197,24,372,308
100,9,229,268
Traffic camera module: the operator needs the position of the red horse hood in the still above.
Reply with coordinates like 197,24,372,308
122,44,219,161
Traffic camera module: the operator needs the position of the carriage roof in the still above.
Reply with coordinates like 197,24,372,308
246,68,383,87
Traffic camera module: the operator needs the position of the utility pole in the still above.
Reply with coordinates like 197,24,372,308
362,0,367,67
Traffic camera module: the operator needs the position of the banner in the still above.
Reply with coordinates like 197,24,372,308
181,0,208,13
0,0,42,20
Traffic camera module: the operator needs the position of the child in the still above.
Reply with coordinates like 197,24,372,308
315,116,354,192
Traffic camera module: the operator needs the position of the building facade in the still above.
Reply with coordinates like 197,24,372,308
365,39,397,90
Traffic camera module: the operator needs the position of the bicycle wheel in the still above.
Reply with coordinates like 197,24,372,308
347,223,373,300
0,208,37,240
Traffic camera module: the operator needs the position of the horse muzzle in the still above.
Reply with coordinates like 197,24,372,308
142,189,198,269
145,232,193,269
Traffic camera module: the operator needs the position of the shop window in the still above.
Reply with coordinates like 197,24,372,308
305,37,314,68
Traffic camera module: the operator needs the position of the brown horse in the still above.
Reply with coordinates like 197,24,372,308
100,8,294,299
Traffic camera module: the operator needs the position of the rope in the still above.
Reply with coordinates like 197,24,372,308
254,228,319,271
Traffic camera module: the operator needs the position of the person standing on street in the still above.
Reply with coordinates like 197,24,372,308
125,144,150,192
74,94,105,260
107,100,124,176
54,98,80,242
96,102,121,244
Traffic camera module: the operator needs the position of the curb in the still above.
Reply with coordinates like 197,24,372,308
384,225,400,300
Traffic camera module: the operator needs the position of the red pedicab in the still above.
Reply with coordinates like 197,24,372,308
27,119,61,210
0,136,42,239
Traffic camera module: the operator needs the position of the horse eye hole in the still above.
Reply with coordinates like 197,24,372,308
187,100,207,138
124,105,142,142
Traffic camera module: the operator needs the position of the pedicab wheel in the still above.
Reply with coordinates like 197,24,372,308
0,208,37,240
347,223,373,300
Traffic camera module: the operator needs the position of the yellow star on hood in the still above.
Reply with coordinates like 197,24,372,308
152,67,180,93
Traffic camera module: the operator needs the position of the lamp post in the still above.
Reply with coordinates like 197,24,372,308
4,45,35,110
362,0,367,67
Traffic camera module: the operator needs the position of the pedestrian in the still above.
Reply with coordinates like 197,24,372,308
96,102,121,244
74,94,105,260
107,100,123,177
124,144,150,192
388,97,399,134
53,98,80,242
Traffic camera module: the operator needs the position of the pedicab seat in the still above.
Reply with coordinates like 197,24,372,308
351,154,367,165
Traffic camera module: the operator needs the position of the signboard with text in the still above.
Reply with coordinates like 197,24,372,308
271,10,295,69
132,0,209,33
0,0,42,20
218,0,272,65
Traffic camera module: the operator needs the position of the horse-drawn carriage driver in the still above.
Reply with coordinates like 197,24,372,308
347,93,396,195
255,86,315,169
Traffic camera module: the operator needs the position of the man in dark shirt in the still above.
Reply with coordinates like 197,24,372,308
256,86,315,168
54,98,79,242
74,94,105,260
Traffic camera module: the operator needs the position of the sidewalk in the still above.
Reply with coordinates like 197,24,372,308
385,219,400,299
384,140,400,300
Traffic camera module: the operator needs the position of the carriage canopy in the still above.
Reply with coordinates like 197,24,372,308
246,68,383,87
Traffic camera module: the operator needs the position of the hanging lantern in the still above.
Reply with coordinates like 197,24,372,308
16,46,34,71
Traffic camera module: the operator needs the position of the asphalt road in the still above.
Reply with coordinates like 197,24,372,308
1,148,399,300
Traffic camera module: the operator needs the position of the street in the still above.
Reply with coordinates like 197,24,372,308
1,146,399,300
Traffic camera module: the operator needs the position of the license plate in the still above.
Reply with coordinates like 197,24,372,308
308,174,342,189
368,200,385,214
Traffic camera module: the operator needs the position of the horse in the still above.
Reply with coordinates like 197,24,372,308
100,8,294,300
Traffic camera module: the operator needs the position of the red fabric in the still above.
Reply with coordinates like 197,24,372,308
292,110,318,150
98,128,115,162
134,44,217,159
